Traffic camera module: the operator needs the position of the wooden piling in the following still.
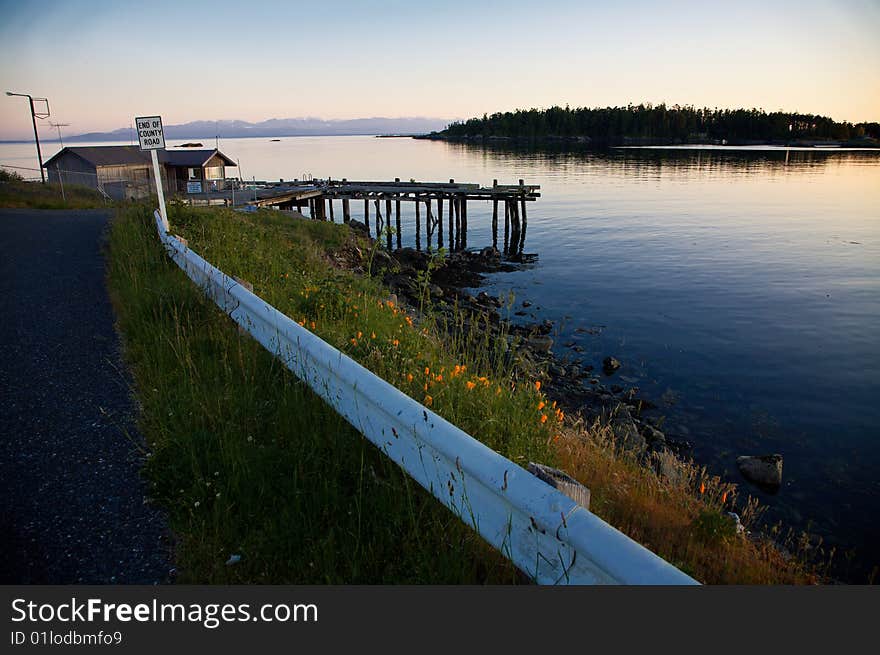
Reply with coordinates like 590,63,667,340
447,195,454,250
509,199,521,255
437,197,443,250
342,198,351,223
374,198,382,244
395,197,401,249
415,195,421,251
492,198,499,250
425,199,434,252
453,196,461,251
364,198,370,236
503,200,510,254
519,194,528,253
385,197,393,249
460,197,467,249
328,197,335,221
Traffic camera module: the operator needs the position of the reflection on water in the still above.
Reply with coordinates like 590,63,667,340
4,137,878,577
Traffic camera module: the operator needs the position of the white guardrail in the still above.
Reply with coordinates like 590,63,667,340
154,210,697,585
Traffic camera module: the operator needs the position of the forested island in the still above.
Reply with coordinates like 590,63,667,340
423,104,880,147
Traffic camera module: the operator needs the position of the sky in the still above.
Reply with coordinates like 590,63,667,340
1,0,879,140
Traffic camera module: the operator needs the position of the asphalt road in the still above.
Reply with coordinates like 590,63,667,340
0,209,169,583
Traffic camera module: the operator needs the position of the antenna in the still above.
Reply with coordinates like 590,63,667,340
49,121,70,147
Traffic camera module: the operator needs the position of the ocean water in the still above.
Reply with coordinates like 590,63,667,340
4,136,879,576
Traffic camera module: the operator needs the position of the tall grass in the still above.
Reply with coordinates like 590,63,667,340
108,203,819,584
0,169,108,209
108,204,521,583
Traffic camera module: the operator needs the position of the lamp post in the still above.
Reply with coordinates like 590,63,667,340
6,91,50,183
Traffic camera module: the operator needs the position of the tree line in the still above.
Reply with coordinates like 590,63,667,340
439,104,880,143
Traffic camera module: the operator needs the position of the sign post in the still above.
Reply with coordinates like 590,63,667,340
135,115,168,232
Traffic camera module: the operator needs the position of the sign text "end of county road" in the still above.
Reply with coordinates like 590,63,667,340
135,116,165,150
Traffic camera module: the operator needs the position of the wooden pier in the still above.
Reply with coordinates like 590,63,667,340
250,178,540,255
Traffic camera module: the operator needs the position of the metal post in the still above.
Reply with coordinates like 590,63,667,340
6,92,47,183
151,149,169,231
56,164,65,204
27,96,45,183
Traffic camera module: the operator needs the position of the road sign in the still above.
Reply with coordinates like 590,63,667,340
135,115,168,231
135,116,165,150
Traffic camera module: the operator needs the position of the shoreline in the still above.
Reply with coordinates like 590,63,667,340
351,235,850,580
414,133,880,149
372,243,697,458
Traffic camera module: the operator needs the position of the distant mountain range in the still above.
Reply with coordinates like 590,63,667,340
62,117,452,142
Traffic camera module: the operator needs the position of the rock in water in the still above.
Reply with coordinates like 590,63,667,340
602,356,621,374
479,246,501,261
526,335,554,353
736,454,783,488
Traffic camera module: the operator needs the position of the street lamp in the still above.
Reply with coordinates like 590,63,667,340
6,91,50,183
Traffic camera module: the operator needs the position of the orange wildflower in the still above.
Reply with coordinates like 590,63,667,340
466,381,476,390
406,373,414,382
540,414,548,424
537,401,546,411
699,482,706,495
424,395,433,406
535,380,541,391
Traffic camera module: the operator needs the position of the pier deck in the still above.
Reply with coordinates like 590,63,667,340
248,177,540,255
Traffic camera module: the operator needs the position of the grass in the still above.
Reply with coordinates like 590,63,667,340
0,169,109,209
108,204,521,583
108,202,821,584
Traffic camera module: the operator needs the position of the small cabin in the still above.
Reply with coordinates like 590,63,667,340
42,145,237,200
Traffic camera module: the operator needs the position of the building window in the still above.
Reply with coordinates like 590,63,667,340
188,167,200,180
205,166,224,180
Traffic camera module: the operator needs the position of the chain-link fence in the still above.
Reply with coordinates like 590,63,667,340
1,162,249,207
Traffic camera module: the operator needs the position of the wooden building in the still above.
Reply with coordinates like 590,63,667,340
42,146,236,200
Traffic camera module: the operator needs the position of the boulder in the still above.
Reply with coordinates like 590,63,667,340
611,405,646,453
348,219,370,235
526,335,554,353
736,454,783,488
602,356,621,375
476,291,502,307
384,273,417,295
653,450,685,485
478,246,501,261
393,247,429,271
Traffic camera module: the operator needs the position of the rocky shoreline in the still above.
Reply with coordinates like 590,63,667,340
350,235,790,498
362,240,700,478
326,225,844,580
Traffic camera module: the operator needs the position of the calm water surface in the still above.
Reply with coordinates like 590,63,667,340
4,136,879,575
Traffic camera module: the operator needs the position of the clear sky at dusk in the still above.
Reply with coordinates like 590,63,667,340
1,0,878,139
